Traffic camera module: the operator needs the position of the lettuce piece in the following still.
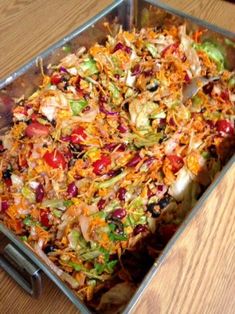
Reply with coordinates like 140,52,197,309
53,209,63,218
108,82,120,99
196,41,224,71
23,216,35,226
146,43,158,57
80,57,99,75
169,167,194,202
41,199,66,210
21,186,35,203
108,82,122,105
80,250,101,261
68,261,82,271
69,99,88,116
95,171,127,189
228,76,235,88
132,131,163,147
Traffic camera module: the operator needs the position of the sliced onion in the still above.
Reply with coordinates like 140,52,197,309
34,242,79,289
99,102,119,116
79,215,91,242
11,174,23,188
169,167,194,201
34,242,63,277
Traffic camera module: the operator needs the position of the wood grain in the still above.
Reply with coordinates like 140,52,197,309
133,163,235,314
0,1,235,313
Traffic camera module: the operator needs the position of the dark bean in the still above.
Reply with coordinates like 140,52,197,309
44,245,56,254
208,145,217,158
118,123,129,133
126,154,142,167
3,169,12,179
144,70,154,77
104,143,127,152
123,102,129,111
97,198,106,210
1,200,9,213
147,81,159,92
51,119,57,127
106,168,122,177
158,118,166,130
67,182,78,198
107,218,124,234
203,82,214,95
157,195,171,209
124,46,132,54
131,64,141,76
36,183,45,203
117,187,126,201
133,224,148,235
146,203,161,218
159,134,168,144
82,105,90,113
111,208,127,220
113,42,124,53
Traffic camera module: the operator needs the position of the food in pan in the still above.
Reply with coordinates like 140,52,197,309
0,23,234,312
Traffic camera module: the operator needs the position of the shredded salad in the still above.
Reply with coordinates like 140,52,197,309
0,24,235,312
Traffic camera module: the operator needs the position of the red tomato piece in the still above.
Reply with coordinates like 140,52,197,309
216,120,234,136
71,127,87,144
40,209,51,227
92,155,111,175
43,150,66,169
25,122,50,137
167,155,184,173
51,73,62,85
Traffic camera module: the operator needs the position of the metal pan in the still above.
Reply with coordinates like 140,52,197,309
0,1,234,313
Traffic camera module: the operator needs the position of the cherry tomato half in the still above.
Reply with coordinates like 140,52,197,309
43,150,66,169
71,126,87,144
167,155,184,173
25,122,50,137
216,120,234,136
51,73,62,85
92,155,111,175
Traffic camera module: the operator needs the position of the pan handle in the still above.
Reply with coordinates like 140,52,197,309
0,243,42,298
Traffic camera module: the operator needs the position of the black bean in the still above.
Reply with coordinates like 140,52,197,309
157,195,171,209
106,217,124,234
147,81,159,92
203,82,214,95
208,145,217,158
158,134,168,144
44,245,56,254
146,203,161,218
3,169,12,179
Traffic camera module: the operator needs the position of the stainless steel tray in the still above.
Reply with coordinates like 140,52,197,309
0,1,234,313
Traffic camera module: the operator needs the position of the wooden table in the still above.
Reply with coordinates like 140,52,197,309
0,1,235,313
